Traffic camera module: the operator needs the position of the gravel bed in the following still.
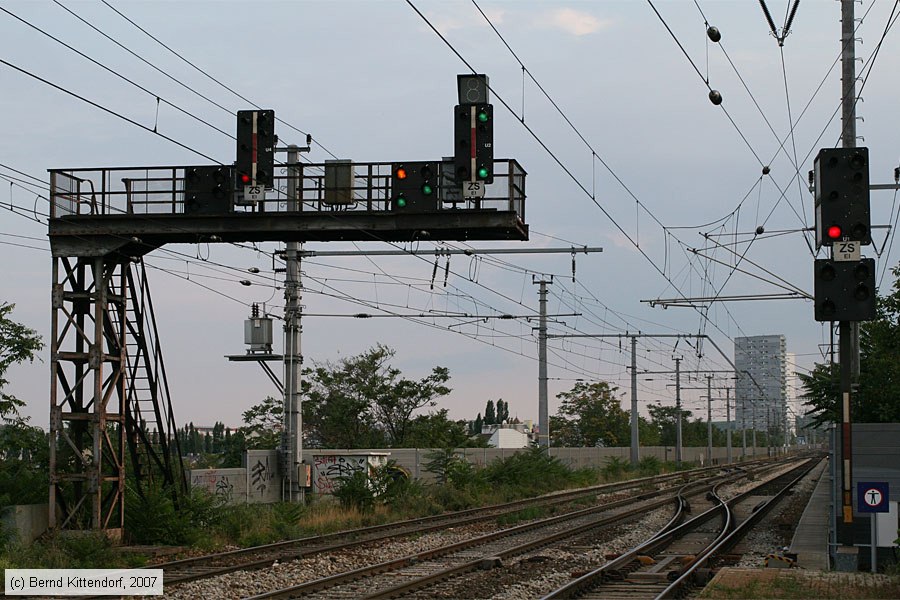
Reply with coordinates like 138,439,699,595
484,506,675,600
397,504,674,600
728,461,822,568
160,522,498,599
158,464,810,599
159,489,661,599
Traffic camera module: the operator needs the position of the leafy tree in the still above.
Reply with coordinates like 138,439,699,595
647,403,695,446
402,409,471,448
549,414,581,447
0,302,43,424
0,302,46,508
496,399,509,423
800,263,900,426
239,396,283,450
637,415,661,446
552,381,629,447
220,428,247,468
483,399,496,425
302,344,451,448
471,412,483,435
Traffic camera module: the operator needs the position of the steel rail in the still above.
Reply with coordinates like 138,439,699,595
243,469,760,600
155,464,750,584
539,458,817,599
657,458,821,598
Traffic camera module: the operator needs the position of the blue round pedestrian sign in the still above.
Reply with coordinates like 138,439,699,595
858,481,889,513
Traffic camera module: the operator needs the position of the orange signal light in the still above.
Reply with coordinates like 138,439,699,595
396,167,408,180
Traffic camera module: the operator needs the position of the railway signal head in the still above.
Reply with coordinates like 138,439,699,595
813,257,876,322
184,165,234,215
814,147,870,249
391,162,438,212
453,104,493,185
235,109,276,188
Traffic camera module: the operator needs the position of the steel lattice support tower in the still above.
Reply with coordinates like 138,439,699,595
49,256,128,538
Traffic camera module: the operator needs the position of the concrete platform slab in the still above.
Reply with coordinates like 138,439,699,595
788,459,831,570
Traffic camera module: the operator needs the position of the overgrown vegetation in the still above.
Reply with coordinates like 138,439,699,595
2,437,690,568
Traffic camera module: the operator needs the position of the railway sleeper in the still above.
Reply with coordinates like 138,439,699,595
625,571,676,583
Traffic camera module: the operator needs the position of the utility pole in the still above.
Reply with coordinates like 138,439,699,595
630,335,639,466
285,145,304,503
741,393,747,459
726,386,732,464
674,357,683,466
535,276,552,448
752,397,758,456
706,375,713,465
839,0,858,542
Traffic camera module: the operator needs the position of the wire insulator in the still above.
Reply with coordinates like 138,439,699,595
784,0,800,36
759,0,779,38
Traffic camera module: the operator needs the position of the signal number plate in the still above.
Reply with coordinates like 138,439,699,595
462,181,485,199
834,241,861,262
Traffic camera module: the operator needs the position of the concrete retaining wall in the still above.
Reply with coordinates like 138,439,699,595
1,503,49,543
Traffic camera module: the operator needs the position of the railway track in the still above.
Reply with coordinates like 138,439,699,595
155,463,761,585
230,463,780,599
539,457,820,600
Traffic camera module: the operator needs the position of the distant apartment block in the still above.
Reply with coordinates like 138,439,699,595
734,335,787,434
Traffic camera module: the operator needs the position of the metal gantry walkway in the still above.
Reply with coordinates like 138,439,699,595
46,160,528,535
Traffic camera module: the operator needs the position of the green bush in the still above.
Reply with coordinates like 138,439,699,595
125,482,222,546
482,447,596,496
638,455,662,476
601,456,631,480
332,470,375,513
2,532,131,569
422,448,459,485
428,483,479,511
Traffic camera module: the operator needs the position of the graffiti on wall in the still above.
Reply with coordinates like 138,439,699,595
250,456,275,495
191,471,236,504
313,455,368,494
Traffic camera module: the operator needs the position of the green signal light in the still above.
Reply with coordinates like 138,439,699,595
477,167,490,179
477,110,489,123
397,196,407,208
422,184,433,195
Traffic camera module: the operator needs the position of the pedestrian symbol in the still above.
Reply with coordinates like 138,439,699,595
863,488,883,508
857,481,889,513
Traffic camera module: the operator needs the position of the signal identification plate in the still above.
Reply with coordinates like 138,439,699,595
462,181,485,199
834,240,861,261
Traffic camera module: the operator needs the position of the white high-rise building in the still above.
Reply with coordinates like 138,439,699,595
785,351,800,437
734,335,787,439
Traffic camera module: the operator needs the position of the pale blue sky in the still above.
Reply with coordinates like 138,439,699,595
2,1,899,430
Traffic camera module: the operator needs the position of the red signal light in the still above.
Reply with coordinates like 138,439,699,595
396,167,408,180
240,173,251,184
827,225,842,240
